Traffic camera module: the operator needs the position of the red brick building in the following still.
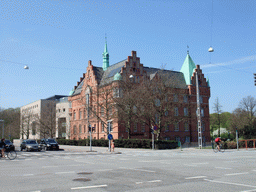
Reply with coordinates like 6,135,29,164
68,42,210,144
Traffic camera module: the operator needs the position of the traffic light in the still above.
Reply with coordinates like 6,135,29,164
88,125,91,132
151,127,154,134
92,127,95,132
254,73,256,86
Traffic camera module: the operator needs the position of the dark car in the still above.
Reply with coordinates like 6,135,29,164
4,139,15,151
20,140,41,152
40,138,59,150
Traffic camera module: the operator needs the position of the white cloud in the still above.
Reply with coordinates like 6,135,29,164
201,55,256,69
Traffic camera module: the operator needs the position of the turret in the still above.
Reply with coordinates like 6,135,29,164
102,36,109,71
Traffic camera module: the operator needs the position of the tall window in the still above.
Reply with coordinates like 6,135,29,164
202,122,205,131
174,122,179,131
184,107,188,116
175,136,180,142
79,125,82,133
133,106,137,114
174,94,178,102
155,99,160,107
199,95,203,103
201,108,204,117
84,109,86,119
155,113,159,125
79,110,82,120
109,106,112,116
184,122,189,131
183,95,188,103
134,123,138,132
165,123,169,131
73,111,76,120
73,125,77,135
174,107,179,116
141,123,145,132
185,136,190,143
101,123,105,132
84,125,86,133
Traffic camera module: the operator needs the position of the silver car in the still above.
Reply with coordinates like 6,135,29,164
20,140,41,152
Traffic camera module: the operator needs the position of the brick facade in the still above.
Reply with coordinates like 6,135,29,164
68,51,211,144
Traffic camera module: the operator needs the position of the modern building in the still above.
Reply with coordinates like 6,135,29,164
56,96,71,139
20,95,68,139
68,42,211,144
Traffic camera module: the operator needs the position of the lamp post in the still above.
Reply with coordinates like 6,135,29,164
107,120,112,152
0,120,4,138
86,93,92,152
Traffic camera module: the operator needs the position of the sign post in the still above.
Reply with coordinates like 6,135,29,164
107,120,112,152
236,127,239,151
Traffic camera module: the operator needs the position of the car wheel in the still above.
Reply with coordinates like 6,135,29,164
20,147,23,151
26,147,29,152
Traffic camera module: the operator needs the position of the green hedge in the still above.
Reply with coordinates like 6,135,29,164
56,138,178,149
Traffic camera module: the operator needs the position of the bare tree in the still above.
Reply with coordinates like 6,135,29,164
230,96,256,139
114,78,140,139
239,95,256,123
36,101,57,138
0,107,20,139
213,97,222,137
20,109,35,139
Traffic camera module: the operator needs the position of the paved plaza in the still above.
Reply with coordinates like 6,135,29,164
0,146,256,192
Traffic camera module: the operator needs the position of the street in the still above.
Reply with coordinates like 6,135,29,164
0,146,256,192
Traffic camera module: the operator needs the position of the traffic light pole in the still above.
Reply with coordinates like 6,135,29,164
152,126,154,150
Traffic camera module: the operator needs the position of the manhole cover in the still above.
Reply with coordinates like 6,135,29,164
77,172,93,175
73,178,91,182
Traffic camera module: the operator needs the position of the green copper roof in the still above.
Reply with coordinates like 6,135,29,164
102,37,109,71
207,77,210,87
180,53,196,85
69,89,74,96
113,72,122,81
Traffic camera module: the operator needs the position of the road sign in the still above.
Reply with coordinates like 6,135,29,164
108,134,113,140
153,125,158,130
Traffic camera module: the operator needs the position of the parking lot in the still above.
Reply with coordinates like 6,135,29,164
0,146,256,192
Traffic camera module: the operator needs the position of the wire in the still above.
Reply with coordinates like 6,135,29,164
0,59,84,71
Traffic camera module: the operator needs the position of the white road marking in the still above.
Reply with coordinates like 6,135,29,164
225,172,249,176
42,166,58,168
204,179,256,188
148,180,162,183
240,189,256,192
25,159,32,161
215,167,232,170
71,184,107,190
97,169,113,172
184,164,197,167
136,182,143,184
55,171,75,174
119,167,155,173
192,162,209,165
23,174,34,176
185,176,207,179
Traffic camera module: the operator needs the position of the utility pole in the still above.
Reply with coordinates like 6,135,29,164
196,72,202,149
0,120,4,138
254,73,256,86
151,126,154,150
86,94,92,152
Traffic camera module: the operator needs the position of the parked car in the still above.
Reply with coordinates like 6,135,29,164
40,138,59,150
4,139,15,151
20,140,41,152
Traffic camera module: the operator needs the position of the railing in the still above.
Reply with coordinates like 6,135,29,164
239,139,256,149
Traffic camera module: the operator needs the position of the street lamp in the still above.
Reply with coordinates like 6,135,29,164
0,120,4,138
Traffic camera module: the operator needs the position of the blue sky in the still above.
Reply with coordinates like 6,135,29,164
0,0,255,113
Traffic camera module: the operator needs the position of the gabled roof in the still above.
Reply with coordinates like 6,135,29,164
180,53,196,85
144,67,187,89
99,59,127,86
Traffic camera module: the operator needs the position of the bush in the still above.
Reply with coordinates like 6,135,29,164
56,138,178,149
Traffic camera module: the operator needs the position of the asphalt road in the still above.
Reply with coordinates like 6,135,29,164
0,146,256,192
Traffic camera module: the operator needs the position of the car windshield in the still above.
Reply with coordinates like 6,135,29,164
27,140,37,144
5,140,11,144
46,139,56,143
